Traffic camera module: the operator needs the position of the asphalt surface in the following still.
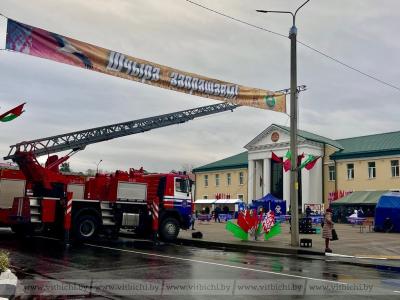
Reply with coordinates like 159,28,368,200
0,229,399,299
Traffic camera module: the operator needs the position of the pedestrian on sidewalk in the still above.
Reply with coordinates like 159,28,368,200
322,207,334,253
306,205,312,217
214,207,221,223
190,212,196,230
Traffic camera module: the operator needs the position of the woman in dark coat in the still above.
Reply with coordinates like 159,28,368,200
322,208,334,252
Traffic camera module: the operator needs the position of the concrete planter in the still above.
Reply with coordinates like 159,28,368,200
0,269,17,299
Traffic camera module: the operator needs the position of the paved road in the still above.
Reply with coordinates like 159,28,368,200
0,229,399,299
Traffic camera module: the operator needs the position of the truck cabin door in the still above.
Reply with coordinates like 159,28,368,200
174,177,191,205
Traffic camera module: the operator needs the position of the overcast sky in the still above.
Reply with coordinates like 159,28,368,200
0,0,399,173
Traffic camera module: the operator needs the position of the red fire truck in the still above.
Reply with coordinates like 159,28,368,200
0,103,237,242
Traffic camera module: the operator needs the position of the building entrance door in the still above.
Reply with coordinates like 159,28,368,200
271,160,283,199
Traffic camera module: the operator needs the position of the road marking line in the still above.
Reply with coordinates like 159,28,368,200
327,252,395,260
85,243,346,285
325,253,354,258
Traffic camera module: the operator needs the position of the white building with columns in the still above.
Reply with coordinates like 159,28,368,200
244,124,341,212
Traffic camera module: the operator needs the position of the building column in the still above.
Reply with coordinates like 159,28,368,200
301,167,310,212
255,160,263,199
309,159,323,207
263,158,271,195
248,160,255,203
283,169,290,211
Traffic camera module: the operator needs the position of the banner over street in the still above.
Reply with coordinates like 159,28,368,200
5,19,286,112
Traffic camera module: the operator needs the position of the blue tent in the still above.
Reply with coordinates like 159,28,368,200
250,193,287,216
374,193,400,233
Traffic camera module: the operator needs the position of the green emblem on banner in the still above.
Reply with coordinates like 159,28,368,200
265,96,276,108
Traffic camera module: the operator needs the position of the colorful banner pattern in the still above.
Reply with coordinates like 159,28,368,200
5,19,286,112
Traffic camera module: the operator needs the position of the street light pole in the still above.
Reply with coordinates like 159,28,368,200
96,159,103,174
257,0,310,247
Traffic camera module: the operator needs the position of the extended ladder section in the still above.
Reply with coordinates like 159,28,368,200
4,102,239,160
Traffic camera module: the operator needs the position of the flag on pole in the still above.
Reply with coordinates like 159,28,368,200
271,152,282,163
283,150,291,172
297,152,305,166
299,154,315,170
0,103,26,122
305,156,320,170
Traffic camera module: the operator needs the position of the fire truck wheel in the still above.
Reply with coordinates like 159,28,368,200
159,217,180,242
74,215,99,240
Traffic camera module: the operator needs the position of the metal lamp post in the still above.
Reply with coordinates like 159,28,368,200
96,159,103,174
257,0,310,247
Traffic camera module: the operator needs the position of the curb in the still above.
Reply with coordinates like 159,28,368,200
175,238,325,257
175,238,400,270
0,269,17,299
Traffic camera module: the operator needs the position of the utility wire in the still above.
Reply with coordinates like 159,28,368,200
184,0,400,92
185,0,287,39
296,41,400,92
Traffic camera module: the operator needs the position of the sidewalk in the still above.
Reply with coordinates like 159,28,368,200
178,221,400,268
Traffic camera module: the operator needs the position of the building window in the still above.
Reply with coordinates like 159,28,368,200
227,173,231,185
239,172,244,185
391,160,399,177
328,166,336,181
215,174,220,186
368,162,376,179
347,163,354,180
238,194,244,201
203,195,208,199
204,175,208,187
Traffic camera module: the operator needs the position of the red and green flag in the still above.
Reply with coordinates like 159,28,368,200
283,150,291,172
271,152,283,163
297,152,305,166
305,156,320,170
299,155,320,170
0,103,26,122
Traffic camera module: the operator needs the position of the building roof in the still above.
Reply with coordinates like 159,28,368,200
194,126,400,172
330,191,389,206
331,131,400,160
193,151,248,172
273,124,343,150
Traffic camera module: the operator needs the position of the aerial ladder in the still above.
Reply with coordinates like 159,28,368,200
4,102,239,198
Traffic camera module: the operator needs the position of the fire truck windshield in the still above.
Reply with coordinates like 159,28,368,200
175,178,190,193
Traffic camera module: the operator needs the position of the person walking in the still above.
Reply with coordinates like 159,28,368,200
214,207,221,223
305,205,312,218
322,207,334,253
190,212,196,230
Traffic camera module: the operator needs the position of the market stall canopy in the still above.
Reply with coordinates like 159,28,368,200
374,192,400,232
251,193,286,215
253,193,282,203
195,199,216,204
331,190,389,206
215,199,243,204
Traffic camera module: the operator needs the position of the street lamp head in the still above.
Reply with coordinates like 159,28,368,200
256,9,269,13
96,159,103,174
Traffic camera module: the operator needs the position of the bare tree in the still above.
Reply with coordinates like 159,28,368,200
181,163,194,173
